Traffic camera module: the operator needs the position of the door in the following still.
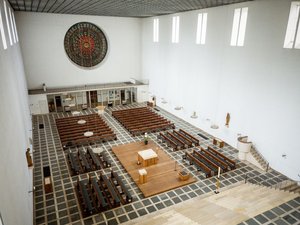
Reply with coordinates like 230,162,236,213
55,96,63,112
90,91,97,108
121,90,125,104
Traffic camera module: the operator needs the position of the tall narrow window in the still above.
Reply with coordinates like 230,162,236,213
284,2,300,49
230,7,248,46
153,18,159,42
196,13,208,44
3,0,12,46
0,8,8,49
8,7,16,44
172,16,180,43
12,12,18,42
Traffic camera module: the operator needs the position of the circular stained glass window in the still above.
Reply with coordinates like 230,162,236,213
64,22,108,68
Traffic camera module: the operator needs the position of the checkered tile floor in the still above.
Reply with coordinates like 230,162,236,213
32,103,299,225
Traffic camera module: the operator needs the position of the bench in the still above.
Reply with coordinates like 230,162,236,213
77,179,94,215
178,129,200,146
112,107,175,136
173,130,193,147
158,132,180,150
101,152,111,168
87,147,101,170
207,146,236,169
68,151,80,175
110,171,133,204
166,131,186,148
199,147,229,172
78,150,91,172
100,173,120,207
90,177,108,210
184,151,213,177
193,150,219,173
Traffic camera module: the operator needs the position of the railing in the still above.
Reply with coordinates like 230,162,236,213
250,144,270,172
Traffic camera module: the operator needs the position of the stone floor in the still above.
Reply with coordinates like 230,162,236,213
123,183,299,225
32,103,299,225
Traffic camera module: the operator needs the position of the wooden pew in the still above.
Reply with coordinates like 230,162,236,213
99,173,120,207
56,114,117,148
78,150,91,172
110,171,133,204
126,120,169,130
77,179,94,215
178,129,200,146
166,131,186,148
68,151,80,175
112,107,148,114
199,147,229,172
207,146,236,169
173,130,193,147
90,177,108,210
184,151,213,178
101,152,111,168
113,107,175,136
193,150,219,173
87,148,101,170
131,122,175,136
158,132,179,150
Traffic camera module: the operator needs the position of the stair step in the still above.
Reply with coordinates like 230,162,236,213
289,185,300,192
282,184,295,191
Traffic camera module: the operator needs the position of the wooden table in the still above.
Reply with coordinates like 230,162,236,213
137,149,158,167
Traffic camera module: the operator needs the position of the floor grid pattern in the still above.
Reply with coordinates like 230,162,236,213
32,103,299,225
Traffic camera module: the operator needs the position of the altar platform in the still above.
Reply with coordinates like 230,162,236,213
112,140,196,197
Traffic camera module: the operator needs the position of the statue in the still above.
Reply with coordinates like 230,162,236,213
26,148,33,167
225,113,230,127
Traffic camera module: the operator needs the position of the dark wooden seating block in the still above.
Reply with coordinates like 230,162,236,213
77,180,94,215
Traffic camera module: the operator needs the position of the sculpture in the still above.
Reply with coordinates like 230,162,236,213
26,148,33,167
225,113,230,127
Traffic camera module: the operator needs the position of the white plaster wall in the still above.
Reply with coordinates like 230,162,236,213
0,1,32,224
15,12,142,89
28,94,48,114
141,0,300,180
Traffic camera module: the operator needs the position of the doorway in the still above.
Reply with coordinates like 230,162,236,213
55,96,63,112
90,91,97,108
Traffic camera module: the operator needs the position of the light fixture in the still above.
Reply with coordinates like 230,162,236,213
84,131,93,137
77,119,86,124
174,106,183,110
191,111,198,119
161,98,167,104
210,124,219,129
